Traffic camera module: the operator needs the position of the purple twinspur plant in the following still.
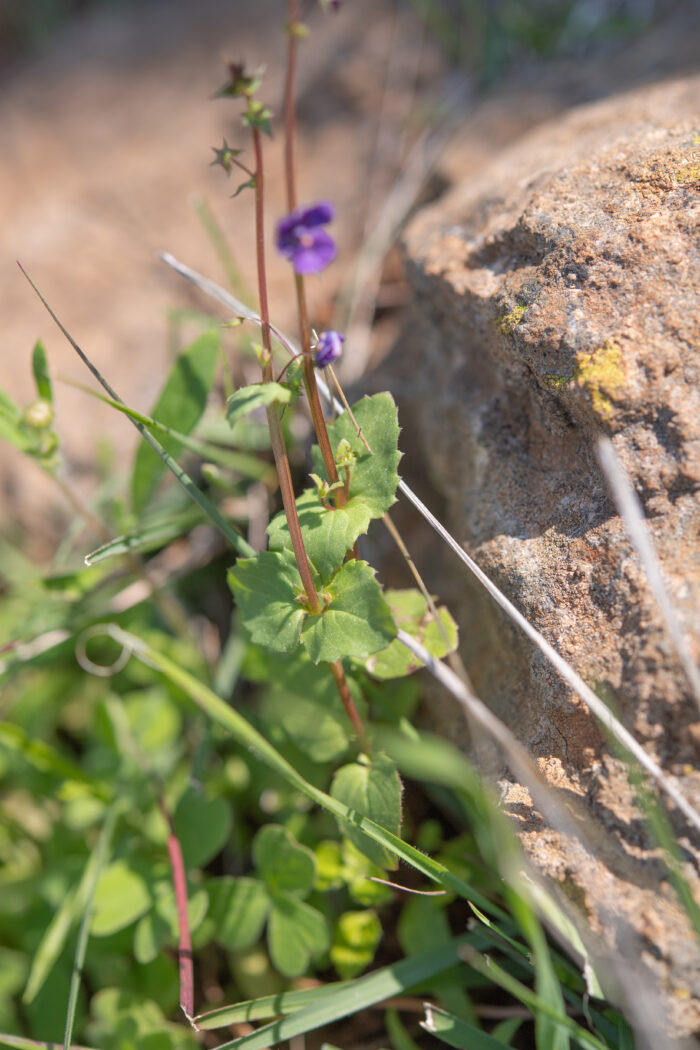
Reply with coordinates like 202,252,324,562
276,201,336,274
314,330,344,368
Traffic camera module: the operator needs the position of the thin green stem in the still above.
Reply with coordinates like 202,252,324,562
251,126,320,614
62,801,121,1050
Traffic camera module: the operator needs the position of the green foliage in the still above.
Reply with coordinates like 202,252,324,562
226,381,296,426
330,910,382,979
91,861,152,937
365,589,458,679
173,786,232,869
229,553,396,664
330,753,403,870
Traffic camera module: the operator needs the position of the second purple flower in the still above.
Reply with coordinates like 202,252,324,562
276,201,337,275
315,330,344,368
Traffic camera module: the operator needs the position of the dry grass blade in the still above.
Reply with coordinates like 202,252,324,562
597,436,700,712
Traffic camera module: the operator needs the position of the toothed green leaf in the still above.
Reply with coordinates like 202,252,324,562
301,560,396,664
365,589,458,680
312,393,401,517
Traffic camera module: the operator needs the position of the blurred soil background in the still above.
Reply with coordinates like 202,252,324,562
0,0,698,555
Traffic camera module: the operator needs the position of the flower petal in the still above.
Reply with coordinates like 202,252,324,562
292,229,337,274
297,201,334,228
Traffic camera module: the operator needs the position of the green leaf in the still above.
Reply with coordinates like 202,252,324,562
133,910,171,965
330,753,403,870
0,389,31,452
208,877,270,950
131,329,220,514
267,897,329,978
301,560,396,664
330,910,382,979
31,341,52,403
91,860,151,936
313,393,401,517
173,786,232,869
154,883,209,939
365,589,458,680
421,1005,509,1049
268,489,373,583
226,381,295,426
230,554,394,664
253,825,316,899
261,656,364,762
228,549,306,654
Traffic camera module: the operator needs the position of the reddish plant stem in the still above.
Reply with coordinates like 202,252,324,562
158,800,194,1020
284,1,343,500
282,18,364,740
252,126,321,614
329,659,369,753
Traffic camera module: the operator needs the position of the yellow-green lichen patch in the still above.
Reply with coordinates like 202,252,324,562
675,164,700,184
573,339,625,419
542,373,572,392
498,302,527,335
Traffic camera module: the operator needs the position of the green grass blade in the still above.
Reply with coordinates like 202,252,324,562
421,1004,511,1049
107,627,496,914
196,982,353,1029
62,801,122,1050
62,379,271,484
460,947,610,1050
0,1037,97,1050
131,330,219,513
23,800,118,1004
18,267,253,558
84,507,205,565
210,940,469,1050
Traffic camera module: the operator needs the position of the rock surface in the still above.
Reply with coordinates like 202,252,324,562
399,74,700,1033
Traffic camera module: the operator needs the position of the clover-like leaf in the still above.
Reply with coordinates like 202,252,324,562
253,825,316,899
300,560,396,664
330,752,403,870
91,861,152,936
228,549,306,653
267,896,330,977
312,393,401,518
208,876,270,950
365,589,459,680
261,654,365,762
226,382,295,427
268,489,374,584
330,909,382,979
173,786,232,869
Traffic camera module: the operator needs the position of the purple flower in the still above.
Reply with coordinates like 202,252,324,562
315,330,344,368
276,201,336,275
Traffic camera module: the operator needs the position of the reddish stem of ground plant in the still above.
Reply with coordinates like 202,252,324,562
330,658,368,752
252,126,321,615
158,800,194,1020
